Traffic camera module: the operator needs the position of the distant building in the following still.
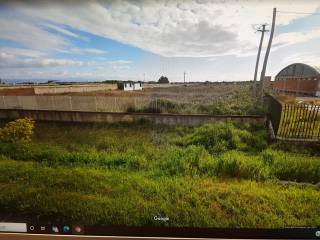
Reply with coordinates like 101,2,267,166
273,63,320,97
117,81,143,91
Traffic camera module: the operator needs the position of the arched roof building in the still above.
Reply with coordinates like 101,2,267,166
273,63,320,97
275,63,320,79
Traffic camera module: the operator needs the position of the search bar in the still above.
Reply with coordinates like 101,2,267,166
0,222,27,233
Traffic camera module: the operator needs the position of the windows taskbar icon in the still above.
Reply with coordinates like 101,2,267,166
63,225,70,233
51,225,59,233
50,224,82,235
72,225,84,234
21,223,84,235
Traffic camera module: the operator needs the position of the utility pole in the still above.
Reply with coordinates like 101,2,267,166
259,8,276,98
183,71,186,83
253,24,268,96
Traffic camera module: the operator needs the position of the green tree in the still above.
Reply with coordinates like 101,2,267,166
158,76,169,84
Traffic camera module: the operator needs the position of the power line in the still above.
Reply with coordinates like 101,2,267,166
277,10,320,15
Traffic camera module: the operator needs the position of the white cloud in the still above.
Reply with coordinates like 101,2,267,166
8,0,320,57
0,52,83,68
42,23,89,41
280,53,320,68
1,0,320,82
0,17,67,51
0,47,46,58
108,60,132,69
69,47,108,55
0,69,100,81
273,28,320,50
108,60,132,65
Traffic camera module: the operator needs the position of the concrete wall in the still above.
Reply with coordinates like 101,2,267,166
0,84,117,95
0,109,265,126
0,95,152,112
34,84,117,94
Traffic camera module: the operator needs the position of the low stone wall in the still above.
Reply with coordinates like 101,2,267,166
0,109,265,126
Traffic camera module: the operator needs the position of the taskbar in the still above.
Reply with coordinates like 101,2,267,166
0,222,320,239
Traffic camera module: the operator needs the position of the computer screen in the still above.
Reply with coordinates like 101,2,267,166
0,0,319,239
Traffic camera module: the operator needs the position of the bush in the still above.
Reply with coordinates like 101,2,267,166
158,145,211,176
215,151,270,180
127,99,181,114
0,118,35,143
181,122,266,154
262,149,320,183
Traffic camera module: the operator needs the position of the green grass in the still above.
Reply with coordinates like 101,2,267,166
0,120,319,227
127,87,266,115
0,159,319,228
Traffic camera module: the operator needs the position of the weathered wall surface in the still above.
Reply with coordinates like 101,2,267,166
273,79,320,96
0,84,117,95
0,109,265,126
0,95,152,112
34,84,117,94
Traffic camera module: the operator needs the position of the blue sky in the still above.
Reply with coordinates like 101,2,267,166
1,0,320,83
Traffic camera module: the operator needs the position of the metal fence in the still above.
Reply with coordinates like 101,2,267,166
266,94,320,141
278,104,320,140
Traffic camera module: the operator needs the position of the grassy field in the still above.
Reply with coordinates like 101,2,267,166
127,83,265,115
0,120,319,227
0,82,265,115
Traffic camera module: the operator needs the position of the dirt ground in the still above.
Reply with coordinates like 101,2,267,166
0,87,35,96
0,82,253,104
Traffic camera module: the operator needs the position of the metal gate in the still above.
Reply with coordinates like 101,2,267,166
266,94,320,141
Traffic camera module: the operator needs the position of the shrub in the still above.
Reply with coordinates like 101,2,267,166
181,122,266,154
158,145,211,176
215,151,270,180
0,118,35,143
262,149,320,183
127,99,181,114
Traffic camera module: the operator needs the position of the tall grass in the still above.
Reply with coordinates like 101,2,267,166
0,158,319,227
0,120,319,227
176,122,268,154
126,86,266,115
1,121,318,183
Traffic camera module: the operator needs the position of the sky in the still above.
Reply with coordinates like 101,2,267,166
0,0,320,83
